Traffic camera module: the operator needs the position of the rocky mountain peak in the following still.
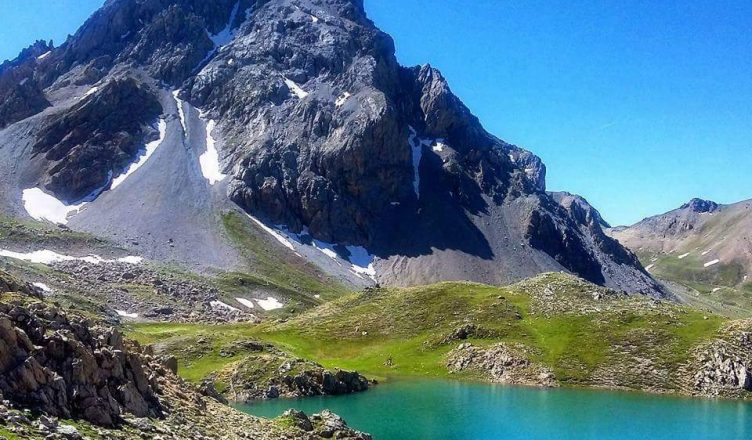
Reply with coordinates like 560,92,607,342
680,198,719,213
0,0,664,296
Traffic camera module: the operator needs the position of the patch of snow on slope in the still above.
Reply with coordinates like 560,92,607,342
209,1,240,47
408,126,423,198
173,91,187,133
712,287,722,293
704,259,720,268
0,249,142,265
310,14,320,23
33,282,52,293
236,298,255,309
284,78,309,99
246,214,295,250
702,249,712,256
244,216,377,282
432,139,446,152
111,119,166,189
199,119,227,185
84,86,99,97
256,296,284,311
678,253,690,259
335,92,351,107
210,300,240,312
116,310,139,318
22,188,87,225
645,264,655,271
37,51,51,60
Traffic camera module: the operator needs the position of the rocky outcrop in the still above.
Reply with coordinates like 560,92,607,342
0,295,164,427
31,77,162,201
281,409,372,440
216,341,370,401
691,321,752,397
446,342,556,387
0,40,53,129
680,198,719,213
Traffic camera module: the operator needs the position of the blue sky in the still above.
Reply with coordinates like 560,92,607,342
1,0,750,225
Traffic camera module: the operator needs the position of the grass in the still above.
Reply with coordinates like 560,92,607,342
221,211,349,300
127,273,728,392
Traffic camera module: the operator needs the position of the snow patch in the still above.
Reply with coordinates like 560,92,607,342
310,14,320,23
645,264,655,271
256,296,284,311
244,216,377,282
432,139,447,152
111,119,166,189
84,86,99,97
704,259,720,268
246,214,295,250
173,90,187,133
235,298,255,309
284,78,309,99
199,119,227,184
0,249,142,266
22,188,87,225
116,310,139,319
701,249,712,256
33,282,52,293
314,294,321,299
712,288,722,293
210,300,240,312
678,253,690,259
37,51,51,60
335,92,351,107
209,1,240,47
408,126,423,198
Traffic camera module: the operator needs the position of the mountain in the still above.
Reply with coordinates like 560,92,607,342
609,198,752,314
0,0,661,296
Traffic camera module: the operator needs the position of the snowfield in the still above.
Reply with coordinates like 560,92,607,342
704,259,720,268
235,298,255,309
256,296,284,311
111,119,167,189
116,310,139,318
284,78,309,99
247,215,378,282
22,188,87,225
0,249,142,265
199,119,227,185
33,282,52,293
210,300,240,312
173,90,187,133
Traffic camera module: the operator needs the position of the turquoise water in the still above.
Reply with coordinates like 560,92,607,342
237,380,752,439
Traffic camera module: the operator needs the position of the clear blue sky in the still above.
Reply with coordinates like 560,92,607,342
1,0,750,226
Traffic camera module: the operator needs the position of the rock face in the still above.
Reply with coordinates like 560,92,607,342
32,77,162,202
0,40,53,129
0,0,662,295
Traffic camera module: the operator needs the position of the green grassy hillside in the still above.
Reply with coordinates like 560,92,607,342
128,273,734,395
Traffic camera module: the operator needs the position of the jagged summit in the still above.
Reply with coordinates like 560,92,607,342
0,0,662,296
680,198,719,213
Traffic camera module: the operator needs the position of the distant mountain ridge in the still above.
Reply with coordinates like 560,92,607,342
609,198,752,306
0,0,662,295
